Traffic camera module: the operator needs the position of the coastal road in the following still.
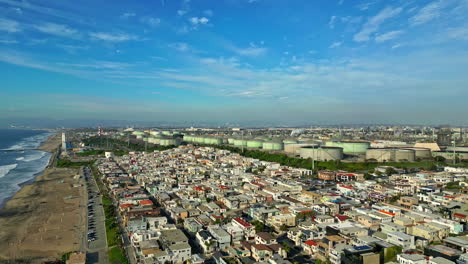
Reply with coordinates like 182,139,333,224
83,166,109,264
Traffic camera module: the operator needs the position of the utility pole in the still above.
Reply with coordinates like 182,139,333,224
312,145,315,172
241,130,244,153
453,140,456,165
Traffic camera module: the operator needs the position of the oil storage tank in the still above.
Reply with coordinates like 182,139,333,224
395,149,416,162
234,138,248,147
402,147,432,160
160,137,177,146
262,140,284,151
366,148,416,162
283,138,298,145
247,139,264,148
299,146,343,161
285,143,319,155
325,141,370,155
228,137,236,145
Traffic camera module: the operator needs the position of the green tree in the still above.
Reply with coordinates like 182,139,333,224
281,242,291,253
385,246,402,262
385,167,396,175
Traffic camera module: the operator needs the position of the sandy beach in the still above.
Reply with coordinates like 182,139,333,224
0,133,87,263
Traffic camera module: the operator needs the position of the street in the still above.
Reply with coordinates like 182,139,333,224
83,166,109,264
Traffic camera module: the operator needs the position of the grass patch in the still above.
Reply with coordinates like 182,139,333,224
108,247,129,264
77,150,105,156
56,159,94,168
83,136,174,153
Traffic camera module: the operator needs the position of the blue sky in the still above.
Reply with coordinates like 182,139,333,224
1,0,467,125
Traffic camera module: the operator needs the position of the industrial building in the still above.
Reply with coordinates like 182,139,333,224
366,148,416,162
299,146,343,161
325,141,370,155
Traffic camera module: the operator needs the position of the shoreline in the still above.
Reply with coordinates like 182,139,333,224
0,132,85,262
0,133,58,210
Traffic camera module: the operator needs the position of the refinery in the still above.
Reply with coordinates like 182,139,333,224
85,126,468,164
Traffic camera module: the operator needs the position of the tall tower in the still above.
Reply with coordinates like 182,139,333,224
62,132,67,151
98,126,103,136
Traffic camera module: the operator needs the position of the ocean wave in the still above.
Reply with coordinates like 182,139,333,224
0,164,18,179
16,157,25,161
23,151,47,162
4,133,52,150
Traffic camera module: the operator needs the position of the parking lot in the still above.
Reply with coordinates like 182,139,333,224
82,166,109,264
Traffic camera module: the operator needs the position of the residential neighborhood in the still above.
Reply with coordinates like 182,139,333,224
91,145,468,264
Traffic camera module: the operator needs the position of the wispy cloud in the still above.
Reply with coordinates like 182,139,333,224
356,1,377,11
140,17,161,27
329,16,336,29
189,17,209,25
329,41,342,48
0,39,18,44
409,1,443,26
177,0,191,16
169,42,190,52
233,46,266,56
446,25,468,40
375,30,404,43
203,9,213,16
34,22,80,38
0,0,92,25
120,12,136,19
354,6,403,42
89,32,139,42
229,42,267,57
56,61,132,69
56,44,89,54
0,18,21,32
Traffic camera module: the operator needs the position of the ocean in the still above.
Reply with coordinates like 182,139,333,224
0,129,53,208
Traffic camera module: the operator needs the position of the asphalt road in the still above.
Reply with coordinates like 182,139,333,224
83,166,109,264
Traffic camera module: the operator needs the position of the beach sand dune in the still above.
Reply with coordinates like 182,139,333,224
0,133,86,263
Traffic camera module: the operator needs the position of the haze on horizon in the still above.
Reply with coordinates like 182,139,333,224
1,0,467,126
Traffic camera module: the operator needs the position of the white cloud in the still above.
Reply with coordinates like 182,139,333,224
353,6,403,42
189,17,209,25
357,1,377,11
410,1,442,26
177,10,188,16
177,0,191,16
0,18,21,32
56,44,89,54
329,16,336,29
232,45,267,56
375,30,404,43
391,43,403,49
203,9,213,16
34,23,79,38
446,25,468,40
0,39,18,44
169,42,190,52
329,41,342,48
120,12,136,19
11,7,22,15
140,17,161,27
89,32,139,42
